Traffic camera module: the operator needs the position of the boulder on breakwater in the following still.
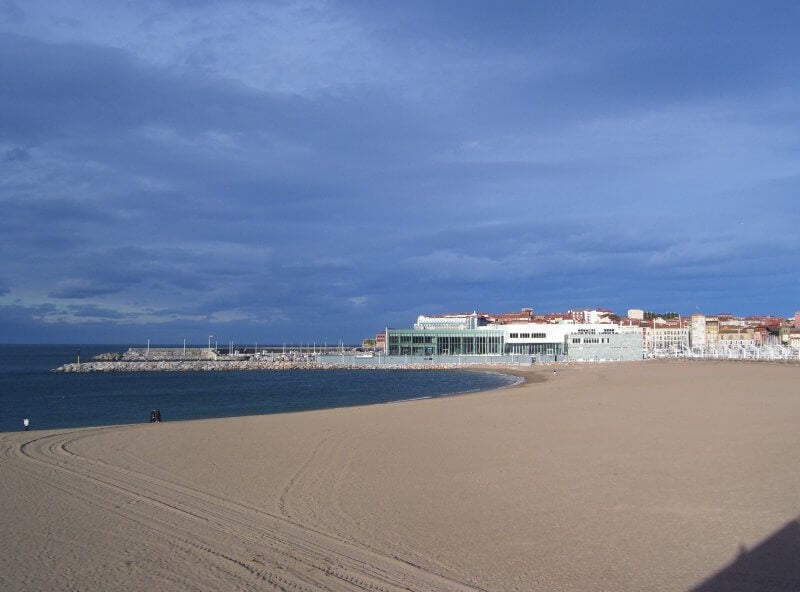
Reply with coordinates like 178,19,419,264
54,359,324,372
52,358,486,373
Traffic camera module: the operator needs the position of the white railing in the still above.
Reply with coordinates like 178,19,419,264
650,345,800,361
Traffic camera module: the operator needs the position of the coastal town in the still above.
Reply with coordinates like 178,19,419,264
373,307,800,359
54,307,800,372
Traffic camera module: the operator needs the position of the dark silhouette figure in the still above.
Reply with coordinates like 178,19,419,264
155,409,162,423
150,410,157,423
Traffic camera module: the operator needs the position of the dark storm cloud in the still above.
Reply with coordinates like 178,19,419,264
0,2,799,343
49,278,138,299
63,303,134,320
0,0,22,24
0,302,57,330
347,1,799,131
5,38,291,140
3,147,30,162
0,33,271,139
0,31,433,240
0,194,118,227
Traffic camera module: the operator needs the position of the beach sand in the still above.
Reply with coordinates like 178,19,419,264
2,360,799,591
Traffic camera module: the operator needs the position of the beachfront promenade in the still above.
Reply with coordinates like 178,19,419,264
656,344,800,361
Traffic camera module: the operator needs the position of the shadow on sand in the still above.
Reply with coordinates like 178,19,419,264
690,518,800,592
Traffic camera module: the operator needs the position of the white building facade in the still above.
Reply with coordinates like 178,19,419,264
690,314,707,348
387,321,643,361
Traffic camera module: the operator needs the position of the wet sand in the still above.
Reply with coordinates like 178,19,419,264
2,360,799,591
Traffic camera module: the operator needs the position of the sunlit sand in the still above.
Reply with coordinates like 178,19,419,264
2,360,799,591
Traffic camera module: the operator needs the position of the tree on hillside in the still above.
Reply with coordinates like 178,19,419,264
643,311,679,320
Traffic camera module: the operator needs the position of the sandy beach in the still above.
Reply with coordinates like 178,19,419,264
2,360,799,591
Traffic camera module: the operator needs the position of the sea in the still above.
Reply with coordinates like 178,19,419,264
0,345,520,433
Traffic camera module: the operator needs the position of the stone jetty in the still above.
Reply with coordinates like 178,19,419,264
52,359,486,372
53,358,325,372
51,346,528,373
51,348,496,372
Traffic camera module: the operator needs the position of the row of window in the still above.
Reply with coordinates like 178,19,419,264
508,332,547,339
387,334,503,355
505,343,565,355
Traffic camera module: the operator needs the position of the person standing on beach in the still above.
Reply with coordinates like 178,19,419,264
155,409,161,423
23,418,29,431
150,410,157,423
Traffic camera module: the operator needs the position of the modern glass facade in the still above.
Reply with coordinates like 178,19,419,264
385,325,642,360
386,329,504,356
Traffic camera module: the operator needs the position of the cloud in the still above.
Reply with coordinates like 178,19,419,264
347,296,368,307
4,0,386,97
49,278,137,299
0,0,23,24
0,2,799,342
61,303,133,321
3,146,30,161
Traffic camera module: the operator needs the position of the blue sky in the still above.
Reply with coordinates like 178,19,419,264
1,1,798,344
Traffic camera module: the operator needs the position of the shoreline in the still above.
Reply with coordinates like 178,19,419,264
4,365,529,434
5,367,531,436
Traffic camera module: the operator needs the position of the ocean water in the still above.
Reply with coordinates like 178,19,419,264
0,345,519,433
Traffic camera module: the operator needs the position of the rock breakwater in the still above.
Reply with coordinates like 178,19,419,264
52,359,490,372
55,360,323,372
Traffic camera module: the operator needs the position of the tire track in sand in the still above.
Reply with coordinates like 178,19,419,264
2,428,487,592
276,426,470,584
